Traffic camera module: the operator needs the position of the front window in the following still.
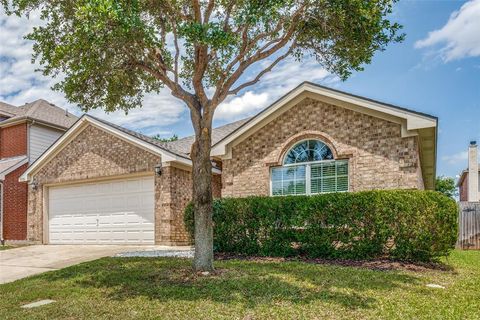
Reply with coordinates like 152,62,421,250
271,140,348,196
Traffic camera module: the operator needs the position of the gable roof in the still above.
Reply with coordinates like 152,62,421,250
19,114,224,182
87,115,189,159
457,166,480,187
210,81,438,190
212,82,437,156
88,115,249,158
0,99,78,129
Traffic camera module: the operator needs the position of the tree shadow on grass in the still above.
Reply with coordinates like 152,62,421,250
41,257,421,311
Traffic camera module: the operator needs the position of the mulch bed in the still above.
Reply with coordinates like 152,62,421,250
214,253,453,272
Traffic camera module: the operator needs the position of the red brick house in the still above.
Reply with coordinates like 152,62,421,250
20,83,438,245
0,100,77,241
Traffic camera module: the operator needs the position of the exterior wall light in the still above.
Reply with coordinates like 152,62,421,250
30,179,39,191
155,164,162,176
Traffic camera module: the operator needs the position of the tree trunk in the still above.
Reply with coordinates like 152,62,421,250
190,115,214,272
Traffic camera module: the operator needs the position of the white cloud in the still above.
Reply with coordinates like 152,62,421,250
215,91,269,121
215,58,336,121
0,8,186,134
415,0,480,61
442,151,468,165
88,90,186,133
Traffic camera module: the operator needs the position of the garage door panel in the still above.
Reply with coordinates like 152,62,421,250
49,176,154,244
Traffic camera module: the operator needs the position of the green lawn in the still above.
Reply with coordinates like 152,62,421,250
0,250,479,320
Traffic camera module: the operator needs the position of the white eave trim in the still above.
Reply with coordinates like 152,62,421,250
19,115,203,182
85,116,193,166
0,156,28,180
211,82,437,157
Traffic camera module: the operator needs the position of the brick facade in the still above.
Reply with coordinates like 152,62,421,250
459,174,468,202
156,166,192,245
25,98,425,245
1,123,28,240
221,98,423,197
26,124,221,245
27,125,161,242
0,124,27,158
2,163,28,240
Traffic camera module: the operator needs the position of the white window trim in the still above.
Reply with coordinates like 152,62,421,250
270,159,349,196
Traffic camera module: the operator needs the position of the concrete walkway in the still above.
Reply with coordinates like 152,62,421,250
0,245,189,284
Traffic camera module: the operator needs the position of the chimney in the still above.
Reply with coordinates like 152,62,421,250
468,141,479,202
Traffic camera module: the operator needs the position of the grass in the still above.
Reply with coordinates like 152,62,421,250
0,250,479,320
0,245,14,251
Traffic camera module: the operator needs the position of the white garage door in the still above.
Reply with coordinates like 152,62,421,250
48,176,154,244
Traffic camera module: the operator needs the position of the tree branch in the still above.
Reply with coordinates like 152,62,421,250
192,0,202,23
204,0,215,23
190,0,210,107
172,24,180,84
223,1,236,32
213,5,306,105
133,61,198,112
228,45,296,95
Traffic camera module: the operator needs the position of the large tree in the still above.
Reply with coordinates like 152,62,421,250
435,176,458,199
3,0,404,271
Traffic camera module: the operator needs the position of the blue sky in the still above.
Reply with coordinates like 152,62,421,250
0,0,479,179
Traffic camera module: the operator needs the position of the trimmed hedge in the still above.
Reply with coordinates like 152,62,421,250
185,190,458,262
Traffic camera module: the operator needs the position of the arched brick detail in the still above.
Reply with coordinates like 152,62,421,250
273,131,350,166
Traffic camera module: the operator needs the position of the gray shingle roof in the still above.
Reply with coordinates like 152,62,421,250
0,102,21,117
166,117,251,155
0,99,78,129
0,155,27,178
87,115,251,159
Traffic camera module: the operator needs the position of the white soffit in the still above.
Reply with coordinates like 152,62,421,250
211,82,437,157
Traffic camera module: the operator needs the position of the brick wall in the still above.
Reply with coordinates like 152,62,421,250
0,124,27,158
460,174,468,201
2,163,28,240
27,125,161,242
155,166,192,245
27,123,221,245
212,174,222,198
155,165,222,245
222,98,422,197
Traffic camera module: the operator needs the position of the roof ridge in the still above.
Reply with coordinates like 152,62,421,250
84,114,189,159
24,99,44,116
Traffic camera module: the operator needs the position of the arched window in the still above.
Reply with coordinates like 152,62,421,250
271,139,348,196
283,140,334,165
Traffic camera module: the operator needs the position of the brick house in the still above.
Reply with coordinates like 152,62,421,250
20,82,438,245
0,100,77,241
457,141,479,202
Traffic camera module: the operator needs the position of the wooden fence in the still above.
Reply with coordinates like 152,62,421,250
457,202,480,250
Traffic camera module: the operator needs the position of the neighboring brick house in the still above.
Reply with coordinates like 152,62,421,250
20,82,438,245
457,141,479,202
0,100,77,241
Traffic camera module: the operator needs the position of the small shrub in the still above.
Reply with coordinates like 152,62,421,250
184,190,458,262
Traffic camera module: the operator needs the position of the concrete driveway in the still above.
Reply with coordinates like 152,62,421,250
0,245,153,284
